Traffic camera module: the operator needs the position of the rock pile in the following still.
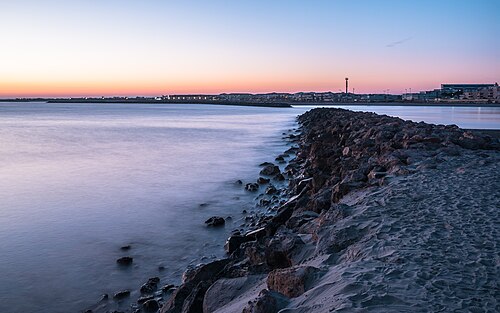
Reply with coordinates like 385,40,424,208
157,108,499,313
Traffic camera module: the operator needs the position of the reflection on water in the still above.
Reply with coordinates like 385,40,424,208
0,102,498,313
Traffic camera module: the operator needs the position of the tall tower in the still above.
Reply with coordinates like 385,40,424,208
345,77,349,94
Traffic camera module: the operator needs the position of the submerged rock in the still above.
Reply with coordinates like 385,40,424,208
260,164,281,176
113,290,131,300
116,256,133,266
205,216,225,227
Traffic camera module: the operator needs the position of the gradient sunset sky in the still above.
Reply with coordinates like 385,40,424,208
1,0,499,97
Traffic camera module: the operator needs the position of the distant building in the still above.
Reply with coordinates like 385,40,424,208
441,84,495,95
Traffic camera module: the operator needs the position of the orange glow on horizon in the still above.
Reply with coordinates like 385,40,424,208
0,78,452,98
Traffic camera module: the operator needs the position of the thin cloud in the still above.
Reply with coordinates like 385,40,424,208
386,36,413,48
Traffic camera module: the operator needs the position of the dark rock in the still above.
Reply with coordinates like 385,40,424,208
273,173,285,181
113,290,130,300
259,162,274,167
245,183,259,192
120,245,131,251
99,293,109,301
259,198,271,206
158,265,165,271
260,164,280,176
265,185,277,195
224,234,251,254
204,216,225,227
164,259,230,313
143,299,160,312
257,177,270,184
141,277,160,294
275,156,285,162
235,179,243,184
116,256,133,266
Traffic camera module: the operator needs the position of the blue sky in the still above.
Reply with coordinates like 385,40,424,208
1,0,498,96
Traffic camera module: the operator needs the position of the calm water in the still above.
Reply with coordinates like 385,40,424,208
0,102,499,313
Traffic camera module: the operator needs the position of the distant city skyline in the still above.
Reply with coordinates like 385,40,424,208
1,0,499,98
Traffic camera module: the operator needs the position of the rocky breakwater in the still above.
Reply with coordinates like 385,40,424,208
160,108,500,313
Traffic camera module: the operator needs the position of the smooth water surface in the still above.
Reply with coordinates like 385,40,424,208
300,104,500,129
0,102,498,313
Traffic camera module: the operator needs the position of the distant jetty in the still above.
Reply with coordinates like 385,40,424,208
45,98,292,108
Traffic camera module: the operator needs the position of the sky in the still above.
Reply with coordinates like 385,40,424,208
0,0,499,97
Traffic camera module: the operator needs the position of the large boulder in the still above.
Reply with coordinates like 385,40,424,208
161,259,231,313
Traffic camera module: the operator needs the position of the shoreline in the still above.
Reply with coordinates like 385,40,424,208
2,99,500,108
87,108,500,312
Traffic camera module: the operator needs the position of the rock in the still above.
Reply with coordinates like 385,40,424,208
245,227,266,240
116,256,133,266
273,173,285,181
113,290,131,300
260,164,280,176
286,211,319,229
259,162,274,167
245,183,260,192
142,299,160,312
259,198,271,206
204,216,225,227
257,177,270,184
242,289,289,313
158,265,165,271
265,228,304,269
267,266,320,298
203,275,268,313
265,185,277,195
224,235,251,254
141,277,160,294
182,259,231,285
235,179,243,185
120,245,131,251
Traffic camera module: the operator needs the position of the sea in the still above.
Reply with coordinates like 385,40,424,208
0,102,499,313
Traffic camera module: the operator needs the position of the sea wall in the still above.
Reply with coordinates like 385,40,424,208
157,108,500,313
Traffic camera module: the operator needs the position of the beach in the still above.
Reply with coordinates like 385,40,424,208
149,108,500,313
